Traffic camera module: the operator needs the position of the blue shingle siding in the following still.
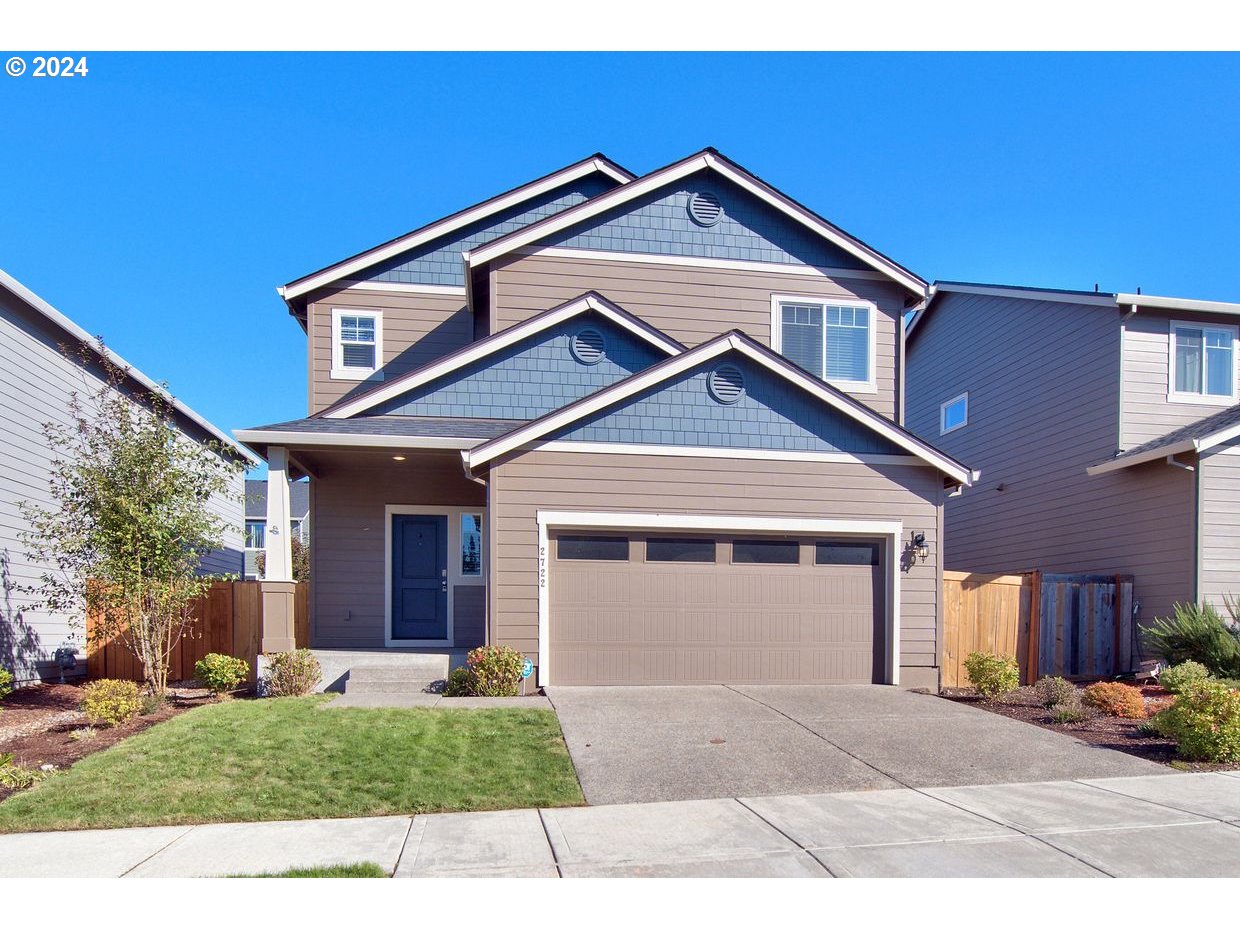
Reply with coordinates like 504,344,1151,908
550,353,902,454
361,174,618,287
541,170,867,270
371,313,665,420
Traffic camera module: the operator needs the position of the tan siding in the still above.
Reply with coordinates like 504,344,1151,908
907,292,1196,624
305,284,471,414
1121,310,1239,448
1199,445,1240,610
490,252,905,419
309,451,484,647
488,451,943,673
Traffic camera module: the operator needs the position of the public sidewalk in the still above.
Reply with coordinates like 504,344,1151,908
2,772,1239,878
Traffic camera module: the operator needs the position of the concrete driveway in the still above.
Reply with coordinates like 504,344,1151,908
547,685,1165,805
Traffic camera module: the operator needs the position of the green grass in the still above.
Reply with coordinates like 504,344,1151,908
0,696,583,833
231,862,389,878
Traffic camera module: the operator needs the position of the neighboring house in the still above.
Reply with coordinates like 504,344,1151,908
237,150,973,689
0,269,251,684
906,282,1240,627
244,479,310,579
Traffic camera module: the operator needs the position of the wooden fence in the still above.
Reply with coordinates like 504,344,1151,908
86,581,308,684
942,570,1135,688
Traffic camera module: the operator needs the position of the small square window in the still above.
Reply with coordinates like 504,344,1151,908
732,539,799,564
646,537,716,563
940,393,968,434
816,542,880,566
557,535,630,561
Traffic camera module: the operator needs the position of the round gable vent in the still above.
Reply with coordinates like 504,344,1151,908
571,328,606,365
708,364,746,404
687,191,723,227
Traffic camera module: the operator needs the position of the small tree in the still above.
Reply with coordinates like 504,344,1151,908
255,536,310,582
20,342,243,695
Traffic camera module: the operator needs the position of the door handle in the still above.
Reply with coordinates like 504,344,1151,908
441,569,448,592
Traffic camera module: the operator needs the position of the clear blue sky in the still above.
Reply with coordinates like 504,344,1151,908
2,52,1238,463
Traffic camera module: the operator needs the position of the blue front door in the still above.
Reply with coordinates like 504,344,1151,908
391,514,448,640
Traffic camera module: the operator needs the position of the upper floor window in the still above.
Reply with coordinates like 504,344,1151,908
245,520,265,549
772,296,876,392
331,308,383,380
1170,322,1236,404
940,392,968,434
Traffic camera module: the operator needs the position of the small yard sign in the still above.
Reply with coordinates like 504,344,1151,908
521,658,534,679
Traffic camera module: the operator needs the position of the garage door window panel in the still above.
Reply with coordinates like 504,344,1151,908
816,541,880,566
556,535,630,561
731,539,800,564
645,537,716,563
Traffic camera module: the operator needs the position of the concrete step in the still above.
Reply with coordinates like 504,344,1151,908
312,649,453,693
345,678,440,695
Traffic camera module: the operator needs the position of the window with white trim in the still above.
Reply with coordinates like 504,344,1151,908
1170,322,1236,403
245,520,265,550
940,393,968,434
773,296,875,391
331,308,383,380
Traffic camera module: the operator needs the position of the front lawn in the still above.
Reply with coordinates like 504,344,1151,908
233,862,388,878
0,696,583,832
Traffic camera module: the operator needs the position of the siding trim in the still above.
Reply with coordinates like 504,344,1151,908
234,430,483,450
534,509,902,687
384,503,487,648
338,280,466,296
531,441,927,468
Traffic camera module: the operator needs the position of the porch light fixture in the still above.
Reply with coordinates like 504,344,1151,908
911,531,929,563
392,455,406,461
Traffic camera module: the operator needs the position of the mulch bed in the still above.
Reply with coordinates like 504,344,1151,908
941,682,1240,773
0,681,225,803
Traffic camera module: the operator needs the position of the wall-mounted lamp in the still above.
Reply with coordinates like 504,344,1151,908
911,531,929,563
392,455,406,462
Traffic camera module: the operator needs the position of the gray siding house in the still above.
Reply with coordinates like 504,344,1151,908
0,270,250,684
906,282,1240,628
237,150,974,690
244,479,310,579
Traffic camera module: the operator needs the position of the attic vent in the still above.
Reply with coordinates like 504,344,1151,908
708,364,746,404
571,328,607,365
688,191,723,227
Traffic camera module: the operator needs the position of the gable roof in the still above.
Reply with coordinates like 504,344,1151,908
1086,403,1240,476
279,154,634,307
0,268,258,466
463,148,928,299
318,291,684,420
463,329,974,485
906,280,1118,344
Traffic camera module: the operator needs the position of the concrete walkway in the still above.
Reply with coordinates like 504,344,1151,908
2,772,1238,877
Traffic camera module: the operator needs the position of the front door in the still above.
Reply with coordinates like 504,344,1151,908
391,514,448,641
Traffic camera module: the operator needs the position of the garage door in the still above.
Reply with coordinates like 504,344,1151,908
548,531,885,685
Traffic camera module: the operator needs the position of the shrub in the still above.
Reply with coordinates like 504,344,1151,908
263,649,321,697
464,645,525,697
1033,676,1077,708
1051,701,1089,724
443,666,472,697
195,653,249,696
80,679,141,727
138,693,165,716
1154,681,1240,762
963,652,1020,699
69,726,97,742
1158,660,1213,695
1143,602,1240,678
0,753,45,790
1081,681,1146,719
0,668,12,710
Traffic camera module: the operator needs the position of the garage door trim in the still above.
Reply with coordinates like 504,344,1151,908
535,510,902,687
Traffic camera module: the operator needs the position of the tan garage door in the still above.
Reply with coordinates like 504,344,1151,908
549,531,885,685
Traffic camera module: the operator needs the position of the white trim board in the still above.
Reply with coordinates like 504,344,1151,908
321,292,683,419
281,155,633,301
1117,292,1240,318
337,280,466,296
233,430,485,451
534,510,902,688
769,292,879,395
464,331,975,486
515,245,896,283
466,151,927,297
528,441,928,468
384,504,487,648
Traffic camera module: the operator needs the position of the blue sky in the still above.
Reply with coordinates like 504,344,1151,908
2,52,1238,464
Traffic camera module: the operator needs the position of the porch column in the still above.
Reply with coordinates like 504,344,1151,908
264,446,293,582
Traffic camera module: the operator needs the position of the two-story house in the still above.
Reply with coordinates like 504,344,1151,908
907,282,1240,628
236,150,973,690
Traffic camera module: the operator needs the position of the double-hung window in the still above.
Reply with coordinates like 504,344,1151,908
1169,322,1236,404
245,520,266,550
331,308,383,380
773,296,876,391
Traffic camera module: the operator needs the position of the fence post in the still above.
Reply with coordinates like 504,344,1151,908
1025,570,1042,684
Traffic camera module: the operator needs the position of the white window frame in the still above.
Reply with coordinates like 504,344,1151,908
330,307,384,381
769,294,878,394
383,504,487,648
245,519,266,550
939,392,969,435
1168,320,1237,406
